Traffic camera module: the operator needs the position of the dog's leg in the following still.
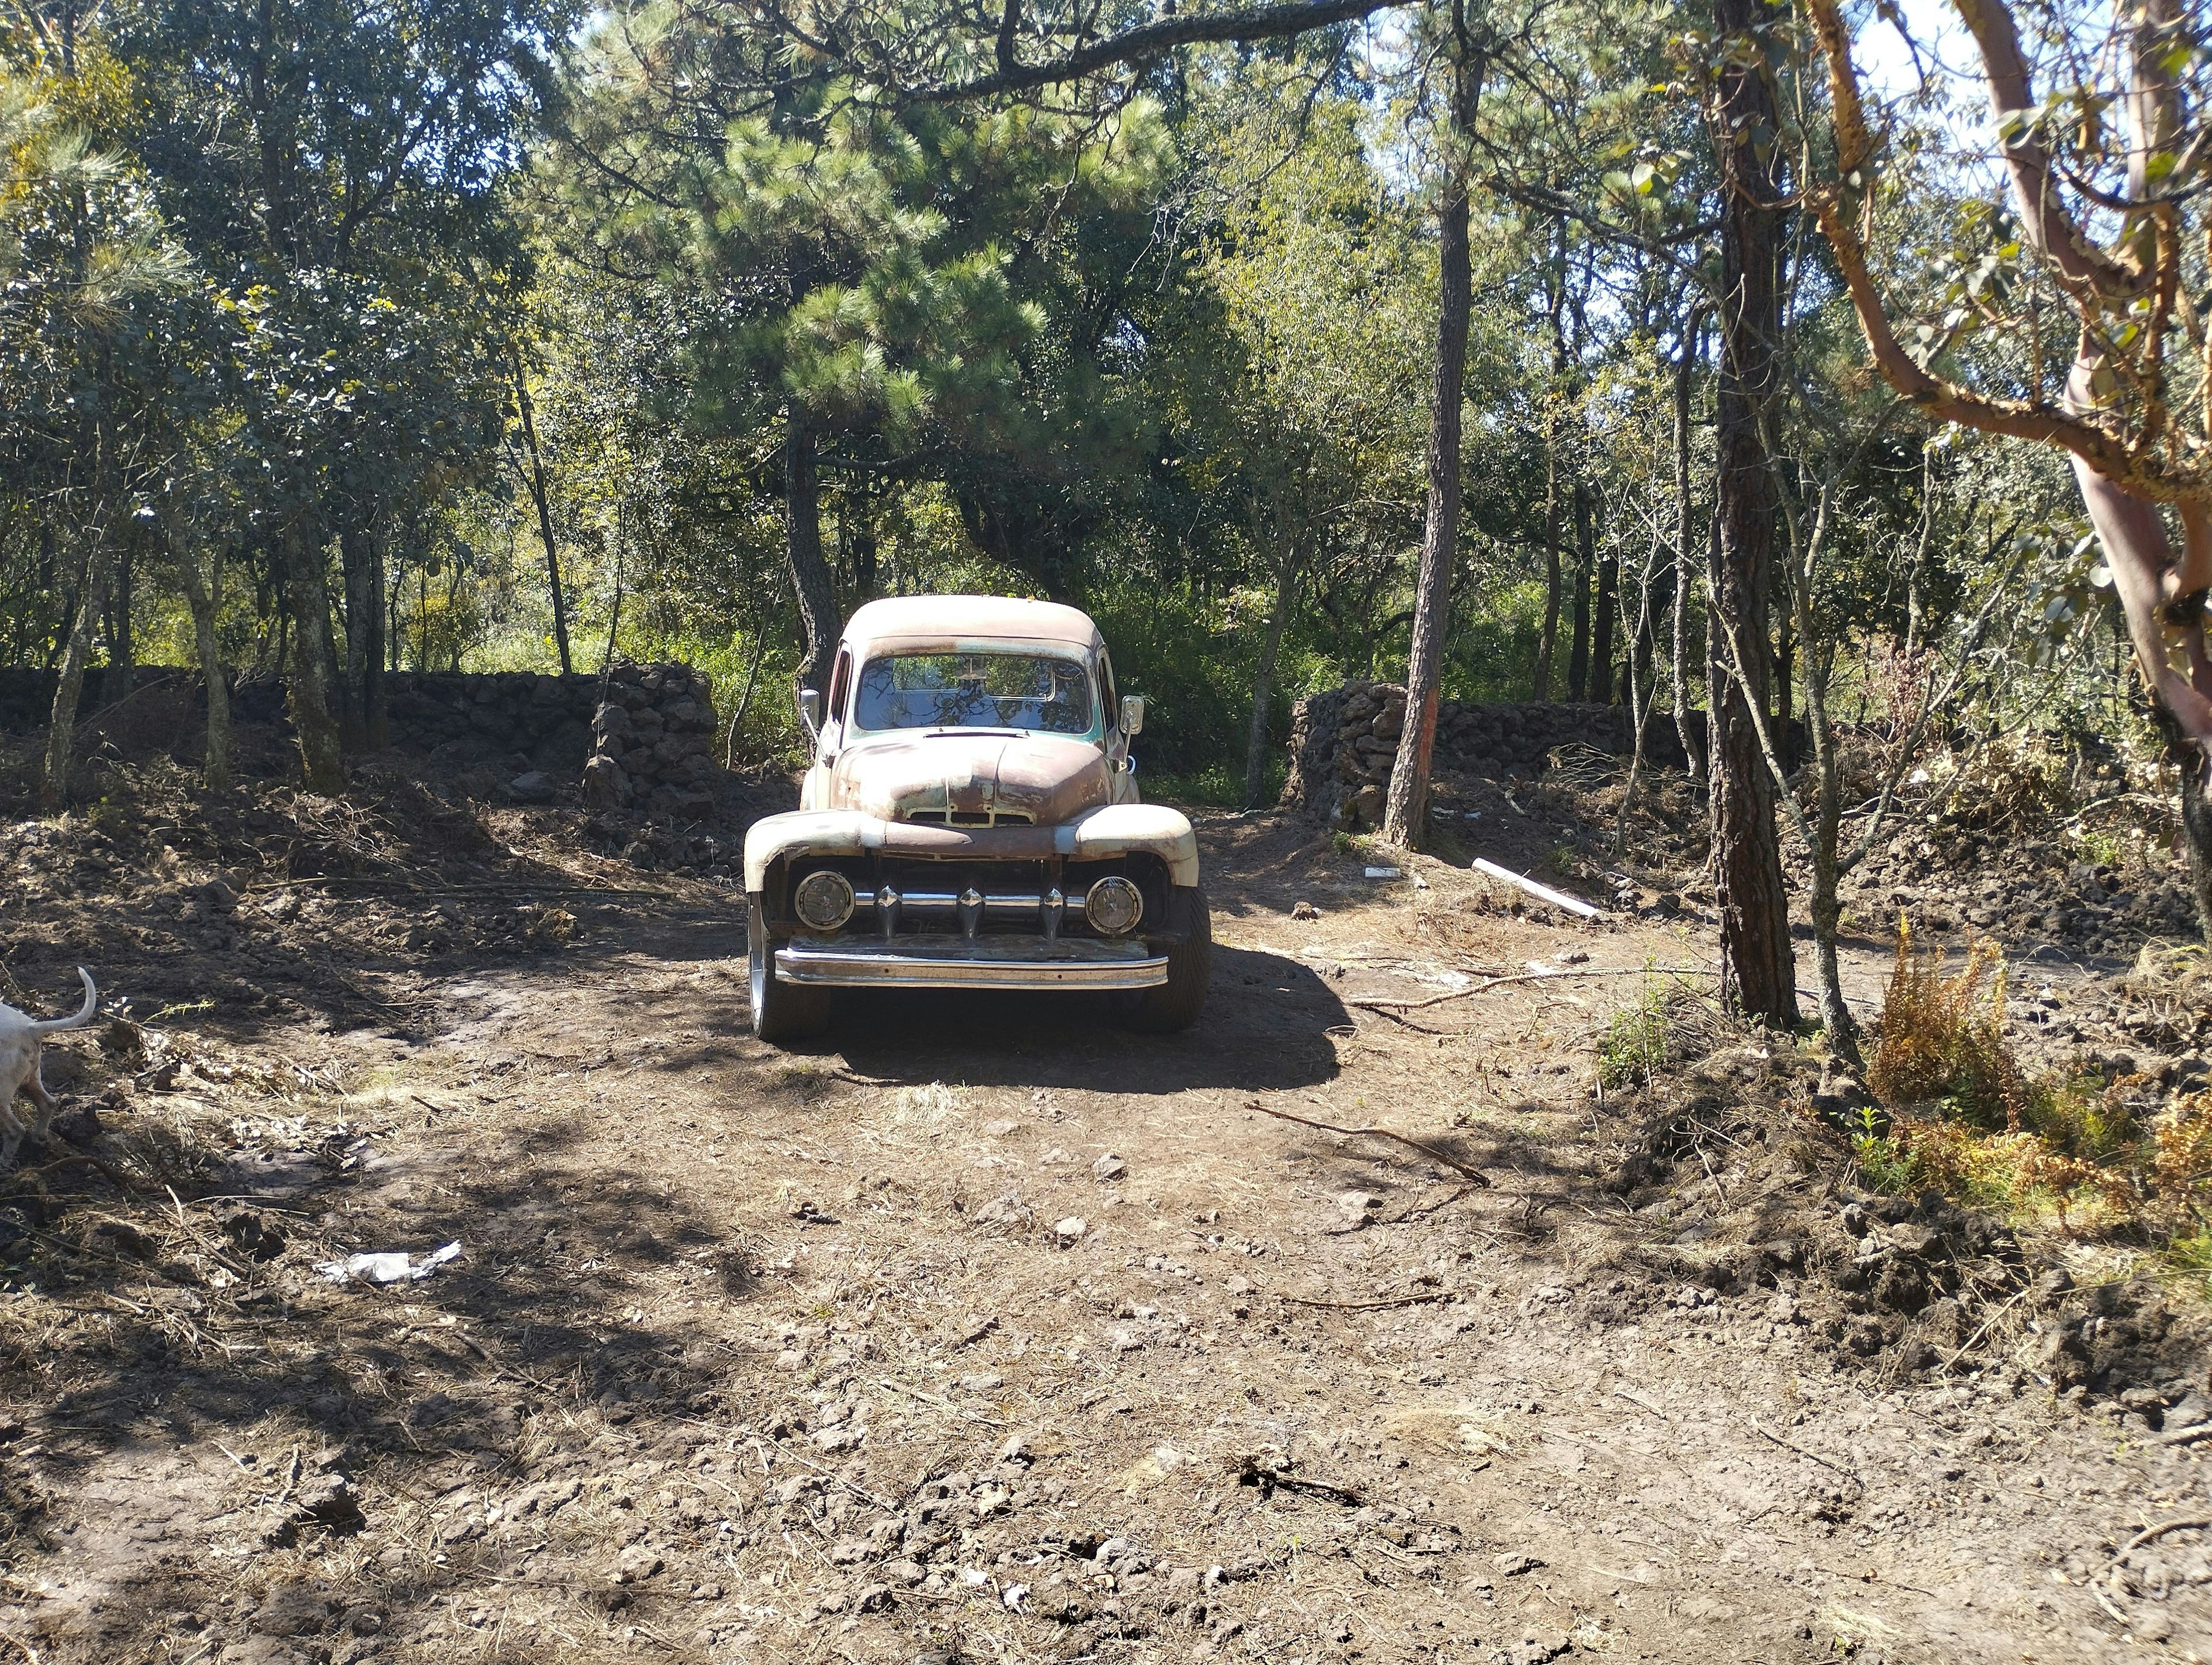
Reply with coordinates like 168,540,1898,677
0,1096,25,1172
22,1064,56,1144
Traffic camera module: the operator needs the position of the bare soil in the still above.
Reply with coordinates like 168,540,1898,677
0,742,2207,1665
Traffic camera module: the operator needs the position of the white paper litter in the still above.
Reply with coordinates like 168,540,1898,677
315,1241,461,1285
1363,866,1402,879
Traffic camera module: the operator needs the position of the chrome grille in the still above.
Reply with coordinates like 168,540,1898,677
902,808,1034,826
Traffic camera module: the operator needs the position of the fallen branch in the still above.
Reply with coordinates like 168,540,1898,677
2115,1515,2212,1562
1278,1288,1459,1311
1471,856,1603,919
1247,1101,1489,1186
2152,1421,2212,1447
1233,1453,1365,1505
1748,1418,1854,1479
1941,1285,2035,1371
1349,964,1715,1013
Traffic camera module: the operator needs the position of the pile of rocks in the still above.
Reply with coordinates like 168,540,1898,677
1284,680,1688,828
582,665,724,817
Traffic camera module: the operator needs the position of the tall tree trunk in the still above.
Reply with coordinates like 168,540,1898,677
1592,513,1618,705
1383,33,1482,849
340,525,388,748
2160,706,2212,939
1672,313,1706,776
1567,483,1593,699
175,547,232,792
843,502,880,600
1532,217,1570,701
1245,537,1301,810
786,415,839,699
39,542,108,812
282,529,346,794
1706,0,1797,1027
1535,464,1563,698
514,354,573,676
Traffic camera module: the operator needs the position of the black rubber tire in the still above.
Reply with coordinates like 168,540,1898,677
748,894,832,1044
1124,883,1211,1033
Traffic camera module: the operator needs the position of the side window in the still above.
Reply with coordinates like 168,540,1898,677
1099,654,1119,734
827,650,853,731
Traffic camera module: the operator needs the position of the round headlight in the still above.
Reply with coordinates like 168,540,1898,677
793,869,855,931
1085,875,1143,936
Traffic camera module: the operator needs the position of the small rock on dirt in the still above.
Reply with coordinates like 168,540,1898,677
1054,1217,1088,1242
1092,1153,1127,1181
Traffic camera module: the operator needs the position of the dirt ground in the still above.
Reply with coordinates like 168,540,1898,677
0,752,2209,1665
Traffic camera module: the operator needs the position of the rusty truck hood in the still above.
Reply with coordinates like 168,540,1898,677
830,730,1110,825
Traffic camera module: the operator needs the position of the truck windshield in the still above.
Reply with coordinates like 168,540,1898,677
853,652,1094,735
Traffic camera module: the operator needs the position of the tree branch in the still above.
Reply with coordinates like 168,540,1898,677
907,0,1404,102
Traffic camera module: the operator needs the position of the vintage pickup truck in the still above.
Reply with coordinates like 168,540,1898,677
741,596,1211,1042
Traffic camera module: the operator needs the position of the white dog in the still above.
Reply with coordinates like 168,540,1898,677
0,968,97,1168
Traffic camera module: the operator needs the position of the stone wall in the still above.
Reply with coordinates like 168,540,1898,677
1,661,726,815
1283,680,1690,828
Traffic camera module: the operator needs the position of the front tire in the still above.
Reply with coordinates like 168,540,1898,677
748,895,832,1044
1124,883,1211,1033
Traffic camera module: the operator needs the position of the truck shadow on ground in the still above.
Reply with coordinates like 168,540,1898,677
820,943,1351,1095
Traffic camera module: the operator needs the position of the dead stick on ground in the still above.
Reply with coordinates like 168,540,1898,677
1246,1101,1489,1186
1278,1289,1459,1312
2152,1421,2212,1447
1348,965,1716,1014
2116,1515,2212,1562
1749,1419,1854,1479
1943,1285,2034,1372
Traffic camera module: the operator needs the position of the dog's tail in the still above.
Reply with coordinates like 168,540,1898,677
28,968,97,1036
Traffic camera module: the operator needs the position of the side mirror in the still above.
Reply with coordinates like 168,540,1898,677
1119,694,1145,737
798,687,821,740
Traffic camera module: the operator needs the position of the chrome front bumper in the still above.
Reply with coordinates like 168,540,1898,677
775,932,1167,991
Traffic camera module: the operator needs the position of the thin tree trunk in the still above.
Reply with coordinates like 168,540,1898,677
1706,0,1796,1027
601,503,626,684
514,352,573,676
725,610,771,769
1592,522,1618,704
1568,483,1593,700
176,547,232,792
786,415,839,699
282,528,346,794
1672,311,1706,776
1615,525,1664,849
1535,466,1563,699
1245,537,1301,810
1383,33,1482,848
39,542,108,811
1776,602,1793,727
1904,443,1934,655
1532,218,1570,701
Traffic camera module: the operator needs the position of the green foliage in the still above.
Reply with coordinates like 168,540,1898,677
0,0,2147,809
1848,1106,1925,1194
1597,976,1693,1090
